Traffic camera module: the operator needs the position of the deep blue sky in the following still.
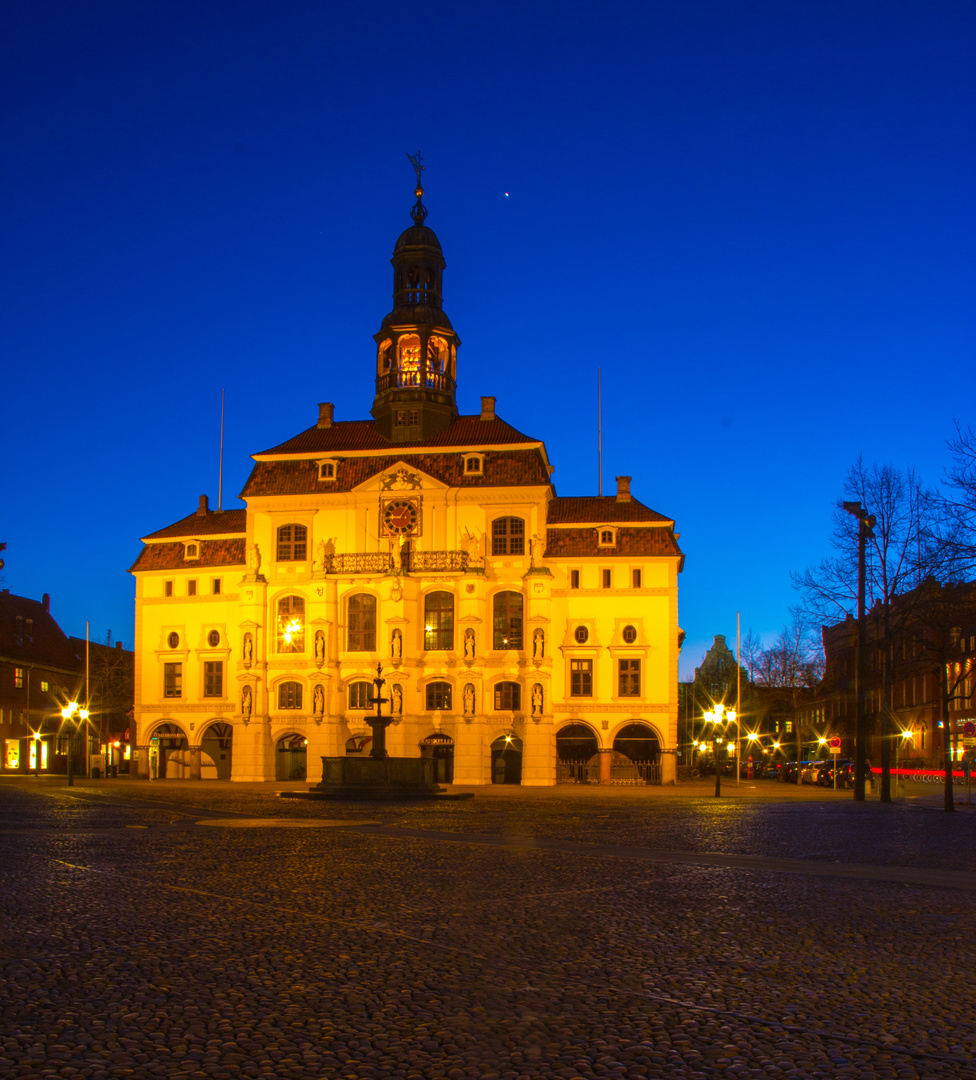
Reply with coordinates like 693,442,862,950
2,1,973,678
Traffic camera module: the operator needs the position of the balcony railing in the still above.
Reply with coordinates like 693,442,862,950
323,550,469,575
375,370,456,395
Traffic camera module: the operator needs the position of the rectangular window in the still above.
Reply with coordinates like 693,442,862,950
632,569,642,588
348,682,372,710
494,682,521,710
40,680,49,692
203,661,223,698
212,578,221,595
14,668,24,689
784,720,793,734
570,659,593,697
619,659,641,696
602,569,612,589
164,580,173,597
163,663,182,698
425,682,452,710
570,570,580,589
25,619,33,643
187,580,197,597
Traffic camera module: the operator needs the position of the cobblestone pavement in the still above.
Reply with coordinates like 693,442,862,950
1,778,974,1079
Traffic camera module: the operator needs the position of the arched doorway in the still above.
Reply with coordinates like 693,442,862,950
421,733,454,783
200,722,233,780
149,723,188,779
555,722,599,783
276,734,307,780
613,722,662,784
490,734,522,784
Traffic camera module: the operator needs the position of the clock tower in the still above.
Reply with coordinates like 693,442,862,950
370,155,460,443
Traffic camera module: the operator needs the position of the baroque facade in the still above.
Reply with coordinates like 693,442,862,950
130,179,684,785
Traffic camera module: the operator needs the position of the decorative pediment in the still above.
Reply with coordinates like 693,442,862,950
353,461,447,494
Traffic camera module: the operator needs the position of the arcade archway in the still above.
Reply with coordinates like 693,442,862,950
200,722,233,780
555,722,599,783
148,723,188,780
490,734,522,784
276,734,307,780
420,733,454,784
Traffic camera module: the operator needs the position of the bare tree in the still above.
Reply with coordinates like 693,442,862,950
792,459,936,802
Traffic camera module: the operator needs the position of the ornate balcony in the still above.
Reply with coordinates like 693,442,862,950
375,369,456,395
323,550,469,575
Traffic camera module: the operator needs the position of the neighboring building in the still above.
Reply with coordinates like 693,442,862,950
69,637,135,776
129,178,684,785
0,590,85,775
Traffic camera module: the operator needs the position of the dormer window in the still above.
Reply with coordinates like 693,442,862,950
317,459,338,483
464,452,485,475
184,542,200,560
598,527,617,548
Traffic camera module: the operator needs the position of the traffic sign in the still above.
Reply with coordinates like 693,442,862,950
963,722,975,737
829,736,842,754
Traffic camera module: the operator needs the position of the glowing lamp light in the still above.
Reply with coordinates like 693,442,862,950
818,737,827,746
747,731,759,741
282,618,302,644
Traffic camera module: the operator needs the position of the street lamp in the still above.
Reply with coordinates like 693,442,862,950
896,729,912,797
60,702,89,787
703,703,737,797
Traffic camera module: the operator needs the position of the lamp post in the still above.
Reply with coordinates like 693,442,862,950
60,702,89,787
896,729,912,797
843,500,875,802
704,703,737,797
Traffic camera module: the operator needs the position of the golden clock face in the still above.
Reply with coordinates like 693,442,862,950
383,499,419,535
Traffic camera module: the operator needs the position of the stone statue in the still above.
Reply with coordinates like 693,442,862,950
314,630,325,661
531,534,545,566
316,539,327,571
392,684,402,715
391,538,403,573
324,537,336,556
391,628,402,659
463,683,475,716
313,684,324,716
463,628,475,662
243,633,253,667
533,628,544,660
532,683,543,717
247,543,261,574
241,685,252,719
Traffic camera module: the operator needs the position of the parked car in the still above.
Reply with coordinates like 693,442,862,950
818,759,854,788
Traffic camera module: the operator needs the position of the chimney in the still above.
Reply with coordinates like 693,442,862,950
197,494,209,516
480,396,496,421
318,402,334,429
42,593,50,613
116,640,123,650
615,476,632,502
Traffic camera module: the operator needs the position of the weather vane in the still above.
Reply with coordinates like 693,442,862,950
406,151,427,225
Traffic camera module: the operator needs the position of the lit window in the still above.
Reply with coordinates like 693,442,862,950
570,660,593,697
494,682,520,710
14,668,24,689
163,663,182,698
277,595,305,653
619,659,640,696
347,594,376,651
278,682,303,709
424,591,454,650
203,661,223,698
574,625,589,644
492,517,525,556
493,591,523,649
348,682,372,710
40,680,49,692
277,524,307,562
426,682,452,710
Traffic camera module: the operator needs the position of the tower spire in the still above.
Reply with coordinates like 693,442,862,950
406,151,427,225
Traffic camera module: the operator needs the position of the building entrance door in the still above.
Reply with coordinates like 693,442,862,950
490,734,522,784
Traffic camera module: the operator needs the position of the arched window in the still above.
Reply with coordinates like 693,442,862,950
424,591,454,651
347,682,372,710
425,681,452,710
492,517,524,556
276,595,305,653
347,594,376,652
494,682,521,710
278,682,303,709
493,591,523,650
277,524,307,561
397,335,421,382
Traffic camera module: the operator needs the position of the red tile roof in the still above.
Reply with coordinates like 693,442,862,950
129,538,247,573
0,592,83,672
545,527,683,559
546,496,671,525
142,509,247,541
255,414,539,456
241,448,551,498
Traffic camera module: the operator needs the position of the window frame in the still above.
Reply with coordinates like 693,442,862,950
491,516,525,556
493,681,521,711
276,523,308,562
347,593,377,652
570,659,593,697
425,681,452,711
492,591,524,650
276,595,306,653
424,590,455,651
598,527,617,548
570,569,580,589
618,658,641,697
347,681,373,710
203,661,224,698
277,681,303,710
163,662,182,699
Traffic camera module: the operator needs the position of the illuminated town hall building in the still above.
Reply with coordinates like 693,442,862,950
130,176,684,785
